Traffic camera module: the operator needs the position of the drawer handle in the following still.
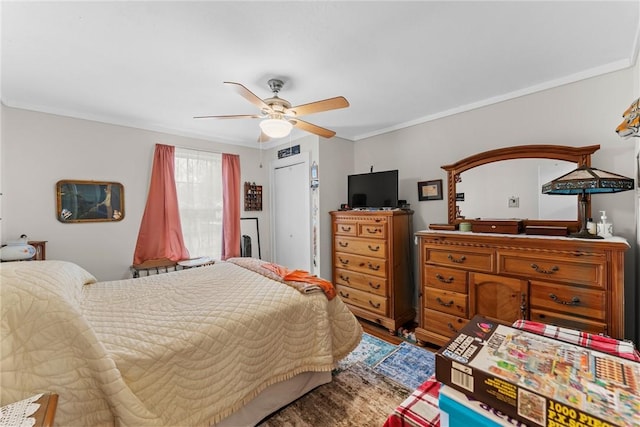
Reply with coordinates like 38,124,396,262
436,273,454,284
340,226,352,232
549,294,581,306
338,257,349,265
366,227,381,234
367,262,381,271
339,291,350,299
367,245,380,252
369,300,381,309
339,274,350,283
530,263,559,275
447,254,466,264
338,241,349,247
436,297,454,307
447,322,459,333
369,282,381,290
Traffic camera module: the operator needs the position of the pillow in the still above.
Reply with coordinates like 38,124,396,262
1,260,97,307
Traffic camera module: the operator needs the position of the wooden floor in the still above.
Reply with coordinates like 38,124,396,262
359,319,405,345
358,318,441,352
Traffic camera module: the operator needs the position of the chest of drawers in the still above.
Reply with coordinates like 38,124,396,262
331,210,415,334
415,230,628,347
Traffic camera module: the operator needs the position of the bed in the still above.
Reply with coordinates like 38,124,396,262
1,258,362,426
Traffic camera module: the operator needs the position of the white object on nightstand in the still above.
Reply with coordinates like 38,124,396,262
0,235,36,261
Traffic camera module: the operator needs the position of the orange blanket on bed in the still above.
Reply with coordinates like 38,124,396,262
262,263,337,300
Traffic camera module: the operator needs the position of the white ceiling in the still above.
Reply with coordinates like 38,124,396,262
2,1,639,148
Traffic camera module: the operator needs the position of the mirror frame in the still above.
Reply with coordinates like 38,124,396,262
441,144,600,232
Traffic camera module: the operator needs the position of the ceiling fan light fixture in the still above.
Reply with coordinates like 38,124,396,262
259,118,293,138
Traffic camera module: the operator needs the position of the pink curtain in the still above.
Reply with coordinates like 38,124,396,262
221,153,241,260
133,144,190,265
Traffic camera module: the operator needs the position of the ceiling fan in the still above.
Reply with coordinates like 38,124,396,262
194,79,349,140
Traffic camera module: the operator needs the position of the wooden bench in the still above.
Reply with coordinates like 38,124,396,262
131,257,215,278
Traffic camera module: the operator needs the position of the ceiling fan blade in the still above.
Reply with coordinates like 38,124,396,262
291,118,336,138
287,96,349,117
193,114,261,119
224,81,271,111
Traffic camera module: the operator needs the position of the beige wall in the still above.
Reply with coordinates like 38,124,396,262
0,107,271,281
353,67,638,342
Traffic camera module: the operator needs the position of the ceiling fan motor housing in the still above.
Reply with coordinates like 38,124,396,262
267,78,285,94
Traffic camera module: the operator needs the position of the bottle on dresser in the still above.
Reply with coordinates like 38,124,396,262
596,210,613,238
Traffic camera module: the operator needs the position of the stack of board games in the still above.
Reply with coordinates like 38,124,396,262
435,315,640,427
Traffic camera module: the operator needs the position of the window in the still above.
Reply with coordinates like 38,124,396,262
174,148,222,259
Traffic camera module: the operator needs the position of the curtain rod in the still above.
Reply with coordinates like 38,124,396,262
170,144,227,155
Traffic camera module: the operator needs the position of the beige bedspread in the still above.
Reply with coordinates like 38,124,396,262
1,260,362,426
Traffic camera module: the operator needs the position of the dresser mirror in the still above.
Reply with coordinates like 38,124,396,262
441,145,600,231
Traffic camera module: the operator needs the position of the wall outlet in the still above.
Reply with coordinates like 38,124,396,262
508,196,519,208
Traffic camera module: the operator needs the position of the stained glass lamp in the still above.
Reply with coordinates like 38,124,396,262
542,165,634,239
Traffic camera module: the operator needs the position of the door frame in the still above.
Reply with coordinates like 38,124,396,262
270,151,312,269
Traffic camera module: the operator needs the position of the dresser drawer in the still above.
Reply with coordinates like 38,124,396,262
424,288,468,317
335,268,387,297
422,308,469,339
337,284,387,315
529,309,607,335
335,236,387,259
529,281,606,321
498,252,606,288
358,221,387,239
334,220,358,236
424,246,494,273
334,252,387,278
424,266,467,293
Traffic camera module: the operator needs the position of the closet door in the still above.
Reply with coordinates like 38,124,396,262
273,159,311,271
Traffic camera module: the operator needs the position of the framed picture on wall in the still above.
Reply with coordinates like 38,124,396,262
56,180,124,223
418,179,443,201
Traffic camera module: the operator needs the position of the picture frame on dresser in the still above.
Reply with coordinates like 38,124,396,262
417,179,443,201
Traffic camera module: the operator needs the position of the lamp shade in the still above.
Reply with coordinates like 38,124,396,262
259,118,293,139
541,165,634,239
542,165,634,195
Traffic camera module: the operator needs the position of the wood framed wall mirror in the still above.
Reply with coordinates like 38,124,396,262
441,145,600,232
56,180,125,223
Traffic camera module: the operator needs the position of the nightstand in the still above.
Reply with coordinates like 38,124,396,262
28,241,47,260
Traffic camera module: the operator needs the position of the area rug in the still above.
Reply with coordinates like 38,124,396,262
258,362,411,427
335,332,398,371
374,341,436,390
257,334,437,427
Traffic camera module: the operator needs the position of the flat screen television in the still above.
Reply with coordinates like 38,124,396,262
347,169,399,209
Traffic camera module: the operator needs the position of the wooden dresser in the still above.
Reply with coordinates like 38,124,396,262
415,230,628,347
331,210,415,334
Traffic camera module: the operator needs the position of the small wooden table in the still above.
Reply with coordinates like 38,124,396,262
1,393,58,427
33,393,58,427
131,257,215,278
131,258,179,277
